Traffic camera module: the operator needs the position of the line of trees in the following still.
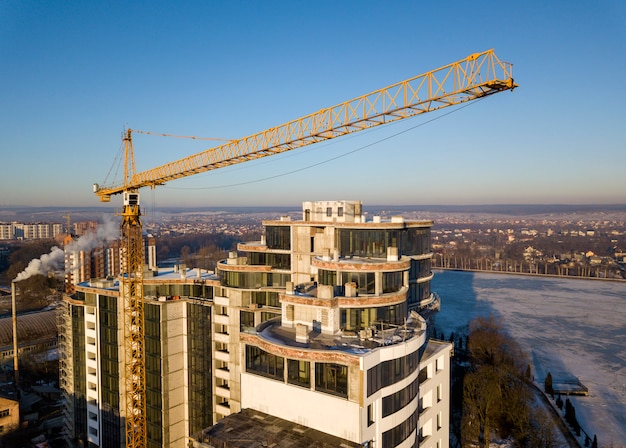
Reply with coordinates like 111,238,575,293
457,315,559,448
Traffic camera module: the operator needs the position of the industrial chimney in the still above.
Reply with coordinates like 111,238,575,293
11,281,19,391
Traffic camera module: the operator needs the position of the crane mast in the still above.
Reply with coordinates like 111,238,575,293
119,132,146,448
94,49,517,447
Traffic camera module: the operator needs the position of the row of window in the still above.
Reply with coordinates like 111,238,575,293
318,270,404,295
382,409,418,447
187,303,213,435
265,226,291,250
144,304,163,447
407,282,431,308
367,350,419,397
336,228,430,259
143,283,213,299
220,270,290,289
382,377,419,418
340,303,407,331
98,294,121,447
248,252,291,269
245,345,349,398
250,290,280,308
410,258,431,278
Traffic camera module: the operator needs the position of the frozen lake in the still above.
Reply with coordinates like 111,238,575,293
431,270,626,447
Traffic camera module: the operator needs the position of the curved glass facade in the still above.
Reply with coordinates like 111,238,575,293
382,271,403,293
265,226,291,250
318,269,404,295
407,281,431,308
336,228,430,258
340,303,406,331
220,271,290,289
410,258,431,278
248,252,291,269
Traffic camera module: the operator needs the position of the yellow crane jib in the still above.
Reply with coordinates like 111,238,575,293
94,49,516,201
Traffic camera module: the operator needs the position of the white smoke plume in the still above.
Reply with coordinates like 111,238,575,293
14,246,65,282
65,214,119,253
13,215,120,282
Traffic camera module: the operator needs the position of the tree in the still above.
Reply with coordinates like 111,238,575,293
545,371,553,395
462,366,502,448
526,408,559,448
461,315,531,447
592,434,598,448
556,394,563,410
543,372,554,395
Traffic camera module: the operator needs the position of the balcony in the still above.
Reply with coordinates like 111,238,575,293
215,385,231,399
215,350,230,363
215,402,231,416
214,332,230,344
213,314,229,326
215,367,230,381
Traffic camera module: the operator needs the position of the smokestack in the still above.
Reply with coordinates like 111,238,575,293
11,281,19,392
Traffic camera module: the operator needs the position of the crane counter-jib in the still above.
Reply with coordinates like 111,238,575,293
93,49,516,201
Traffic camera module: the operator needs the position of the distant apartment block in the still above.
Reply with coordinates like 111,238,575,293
64,235,156,293
0,222,64,240
59,200,451,448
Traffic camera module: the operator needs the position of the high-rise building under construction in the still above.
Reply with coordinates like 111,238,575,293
59,200,451,448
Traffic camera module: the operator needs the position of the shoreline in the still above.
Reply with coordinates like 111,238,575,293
433,267,626,283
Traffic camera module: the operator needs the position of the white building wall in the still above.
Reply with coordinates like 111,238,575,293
241,373,362,443
418,343,452,448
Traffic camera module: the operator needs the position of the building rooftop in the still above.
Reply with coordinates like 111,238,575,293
78,266,219,291
251,311,426,355
192,408,361,448
0,310,57,349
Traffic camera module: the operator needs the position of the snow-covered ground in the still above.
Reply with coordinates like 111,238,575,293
431,270,626,447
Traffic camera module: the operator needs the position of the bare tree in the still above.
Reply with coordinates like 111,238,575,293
461,314,532,447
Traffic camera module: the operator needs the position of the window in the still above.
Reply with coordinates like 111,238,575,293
240,310,255,331
251,291,280,308
287,359,310,388
382,378,419,417
382,271,403,293
0,409,9,418
315,363,348,398
367,350,419,396
382,411,418,447
326,207,332,217
340,271,375,295
246,345,284,382
341,303,407,331
367,403,374,426
338,207,344,217
265,226,291,250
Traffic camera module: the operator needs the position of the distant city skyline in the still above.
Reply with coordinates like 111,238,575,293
1,1,625,208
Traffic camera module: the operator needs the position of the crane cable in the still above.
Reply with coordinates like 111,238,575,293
163,96,487,190
100,130,232,187
132,129,232,141
101,139,126,188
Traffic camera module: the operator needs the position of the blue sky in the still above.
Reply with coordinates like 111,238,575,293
1,0,625,208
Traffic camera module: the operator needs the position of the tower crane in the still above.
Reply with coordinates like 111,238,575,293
93,49,517,448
